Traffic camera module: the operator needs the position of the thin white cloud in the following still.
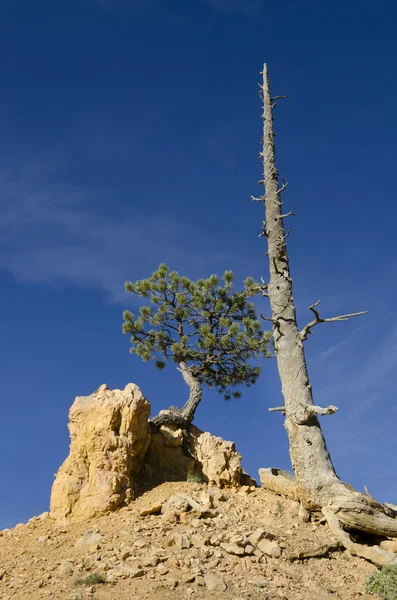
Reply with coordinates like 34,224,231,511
307,315,397,492
0,163,254,302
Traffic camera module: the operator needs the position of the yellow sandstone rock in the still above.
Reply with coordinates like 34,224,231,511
50,383,150,521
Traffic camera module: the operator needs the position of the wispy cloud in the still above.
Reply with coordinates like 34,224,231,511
0,161,252,302
306,312,397,500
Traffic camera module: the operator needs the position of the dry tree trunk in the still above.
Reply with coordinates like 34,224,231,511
150,362,202,460
258,63,397,565
151,361,202,428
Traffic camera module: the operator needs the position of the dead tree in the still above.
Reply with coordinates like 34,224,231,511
257,63,397,566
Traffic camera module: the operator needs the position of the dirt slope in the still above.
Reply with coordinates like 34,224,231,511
0,481,376,600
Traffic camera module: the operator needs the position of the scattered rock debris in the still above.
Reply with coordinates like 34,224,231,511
0,481,378,599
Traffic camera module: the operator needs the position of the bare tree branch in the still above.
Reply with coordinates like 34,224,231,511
280,228,291,242
260,313,274,322
268,405,286,413
254,276,270,297
271,95,291,101
276,181,289,194
258,220,268,238
278,209,295,219
299,300,367,341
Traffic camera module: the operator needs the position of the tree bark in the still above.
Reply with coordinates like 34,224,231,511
260,63,397,564
151,362,202,428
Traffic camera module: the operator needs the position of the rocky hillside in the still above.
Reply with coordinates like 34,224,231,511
0,383,388,599
0,481,377,600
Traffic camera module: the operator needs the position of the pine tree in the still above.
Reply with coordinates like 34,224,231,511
123,263,272,428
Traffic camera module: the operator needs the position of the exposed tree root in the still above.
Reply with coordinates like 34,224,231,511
323,508,397,567
258,466,397,565
322,482,397,538
289,541,342,561
150,407,190,429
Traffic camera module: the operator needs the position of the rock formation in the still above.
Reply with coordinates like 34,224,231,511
50,383,253,522
145,422,254,488
189,425,251,488
143,423,194,483
50,383,151,521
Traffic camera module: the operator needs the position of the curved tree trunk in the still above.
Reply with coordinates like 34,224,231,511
260,63,397,565
151,361,202,428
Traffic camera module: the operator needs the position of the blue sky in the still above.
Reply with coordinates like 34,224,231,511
1,0,396,528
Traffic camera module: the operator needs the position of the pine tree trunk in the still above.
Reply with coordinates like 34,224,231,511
151,362,202,427
260,64,397,564
179,362,203,422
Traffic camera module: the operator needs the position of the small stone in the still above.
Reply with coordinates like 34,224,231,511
37,535,50,543
186,587,195,596
156,563,169,576
74,532,103,549
183,574,196,583
257,539,282,558
109,565,144,578
179,511,191,524
244,545,255,555
191,518,202,528
175,533,191,549
205,573,227,592
220,543,245,556
141,555,160,567
248,576,267,588
57,561,74,576
209,490,227,502
177,493,203,512
248,527,267,547
140,503,162,516
167,577,178,589
199,492,214,507
209,533,225,546
196,575,206,586
228,534,244,544
191,534,206,548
